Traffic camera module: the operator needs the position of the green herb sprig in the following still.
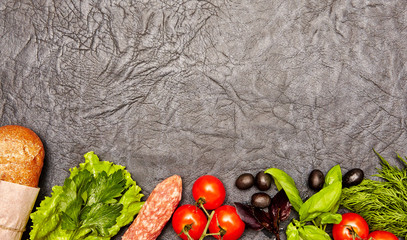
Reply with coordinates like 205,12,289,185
341,150,407,238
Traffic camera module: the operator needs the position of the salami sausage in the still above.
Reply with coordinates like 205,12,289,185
122,175,182,240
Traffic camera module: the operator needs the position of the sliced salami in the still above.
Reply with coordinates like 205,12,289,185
122,175,182,240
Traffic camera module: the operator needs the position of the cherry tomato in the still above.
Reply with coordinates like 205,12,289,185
367,230,398,240
172,204,208,240
209,205,245,240
332,212,369,240
192,175,226,210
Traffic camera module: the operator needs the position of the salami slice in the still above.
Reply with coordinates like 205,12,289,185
122,175,182,240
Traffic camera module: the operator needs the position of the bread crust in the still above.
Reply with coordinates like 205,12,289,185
0,125,44,187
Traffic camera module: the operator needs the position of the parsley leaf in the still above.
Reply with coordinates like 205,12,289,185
61,198,82,230
80,203,123,236
59,169,128,238
86,169,127,205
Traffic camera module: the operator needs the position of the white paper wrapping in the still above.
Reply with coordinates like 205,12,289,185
0,180,40,240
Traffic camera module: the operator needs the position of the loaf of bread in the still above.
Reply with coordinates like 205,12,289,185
0,125,45,187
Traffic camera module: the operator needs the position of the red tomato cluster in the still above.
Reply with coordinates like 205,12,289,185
172,175,245,240
332,213,398,240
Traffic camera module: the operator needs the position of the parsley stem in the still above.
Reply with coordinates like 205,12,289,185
69,229,78,240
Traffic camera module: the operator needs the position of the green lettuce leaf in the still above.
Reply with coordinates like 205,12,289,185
30,151,144,240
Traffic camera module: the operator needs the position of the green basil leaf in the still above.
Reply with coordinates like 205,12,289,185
299,225,332,240
323,165,342,187
265,168,303,212
330,200,340,213
315,212,342,226
286,222,300,240
323,165,342,212
299,181,342,222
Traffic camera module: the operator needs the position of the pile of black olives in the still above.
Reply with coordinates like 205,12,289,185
307,167,364,191
235,171,273,208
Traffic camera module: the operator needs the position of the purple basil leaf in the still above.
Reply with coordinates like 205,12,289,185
253,206,274,232
270,189,292,221
267,189,292,240
234,202,263,231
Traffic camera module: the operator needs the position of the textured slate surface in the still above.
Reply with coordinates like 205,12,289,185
1,0,406,239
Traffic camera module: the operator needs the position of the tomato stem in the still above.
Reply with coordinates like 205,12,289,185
196,197,206,206
180,224,194,240
344,225,363,240
185,232,194,240
184,231,194,240
205,233,221,236
198,210,215,240
199,202,210,217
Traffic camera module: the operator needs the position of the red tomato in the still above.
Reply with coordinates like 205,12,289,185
332,213,369,240
209,205,245,240
367,231,398,240
192,175,226,210
172,204,208,240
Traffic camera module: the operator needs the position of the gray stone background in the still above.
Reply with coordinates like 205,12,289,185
1,0,406,239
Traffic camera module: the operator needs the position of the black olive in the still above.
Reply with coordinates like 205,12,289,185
343,168,364,188
308,169,324,191
251,192,272,208
255,171,272,191
235,173,255,190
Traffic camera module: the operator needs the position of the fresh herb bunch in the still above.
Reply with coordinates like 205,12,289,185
265,165,343,240
341,150,407,238
30,151,144,240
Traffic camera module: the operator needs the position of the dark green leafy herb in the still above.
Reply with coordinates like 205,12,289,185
341,150,407,238
80,203,123,236
58,169,127,237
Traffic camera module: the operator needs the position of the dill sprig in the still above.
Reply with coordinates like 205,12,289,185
340,150,407,238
